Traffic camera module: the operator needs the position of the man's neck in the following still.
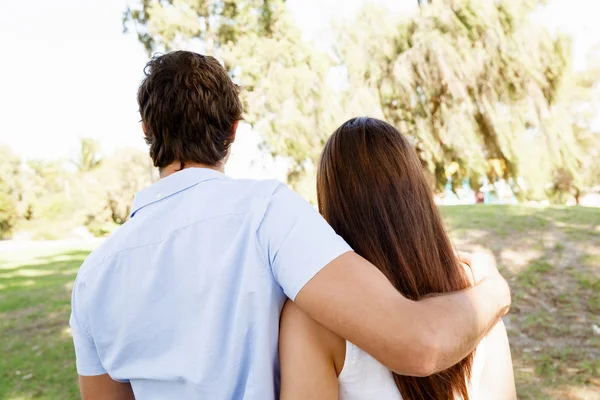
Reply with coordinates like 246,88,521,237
159,161,224,179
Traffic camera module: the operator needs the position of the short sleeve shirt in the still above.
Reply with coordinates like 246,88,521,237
70,168,351,399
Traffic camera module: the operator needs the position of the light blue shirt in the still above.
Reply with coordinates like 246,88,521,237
70,168,351,399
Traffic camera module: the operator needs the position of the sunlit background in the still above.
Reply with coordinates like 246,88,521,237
1,0,598,158
0,0,599,399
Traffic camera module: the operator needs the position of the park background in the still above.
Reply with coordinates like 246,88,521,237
0,0,599,398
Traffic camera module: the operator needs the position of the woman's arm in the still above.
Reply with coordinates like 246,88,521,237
279,300,345,400
79,375,135,400
476,320,517,399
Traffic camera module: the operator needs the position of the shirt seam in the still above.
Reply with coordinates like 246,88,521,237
131,176,224,217
72,306,94,339
270,215,301,267
78,211,250,281
77,361,105,368
75,211,250,338
286,248,352,300
253,181,284,276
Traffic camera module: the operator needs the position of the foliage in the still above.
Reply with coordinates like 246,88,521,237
95,149,155,224
336,0,598,196
0,192,17,239
0,146,21,238
123,0,599,201
122,0,286,57
72,138,102,172
0,140,154,239
123,0,360,199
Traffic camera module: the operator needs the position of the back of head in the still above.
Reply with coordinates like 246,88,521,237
317,117,474,400
138,51,242,169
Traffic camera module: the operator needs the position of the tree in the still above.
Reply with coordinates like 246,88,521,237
123,0,347,199
122,0,286,58
335,0,597,197
124,0,384,198
124,0,599,201
73,138,102,172
18,159,67,222
0,145,21,238
96,149,155,224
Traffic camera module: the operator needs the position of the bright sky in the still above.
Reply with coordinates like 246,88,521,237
0,0,598,163
0,0,148,160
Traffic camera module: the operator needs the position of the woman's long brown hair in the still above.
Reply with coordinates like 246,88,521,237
317,117,474,400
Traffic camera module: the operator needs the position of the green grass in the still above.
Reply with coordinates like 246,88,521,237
516,260,554,287
442,205,600,400
0,246,91,400
1,205,599,399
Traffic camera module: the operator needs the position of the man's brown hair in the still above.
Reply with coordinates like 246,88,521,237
138,51,242,169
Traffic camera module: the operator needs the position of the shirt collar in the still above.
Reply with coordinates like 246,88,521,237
130,168,228,218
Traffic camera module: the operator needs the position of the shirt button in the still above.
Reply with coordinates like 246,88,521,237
156,192,162,199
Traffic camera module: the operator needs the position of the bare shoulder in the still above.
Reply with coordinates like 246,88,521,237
280,300,346,375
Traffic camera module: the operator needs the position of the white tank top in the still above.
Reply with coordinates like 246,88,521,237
338,339,487,400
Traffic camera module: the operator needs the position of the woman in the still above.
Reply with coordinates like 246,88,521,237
279,117,516,400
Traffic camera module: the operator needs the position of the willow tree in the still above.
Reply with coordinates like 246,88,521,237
336,0,595,198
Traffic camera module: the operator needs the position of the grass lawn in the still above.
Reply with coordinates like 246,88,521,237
1,205,599,399
0,244,94,400
442,205,600,400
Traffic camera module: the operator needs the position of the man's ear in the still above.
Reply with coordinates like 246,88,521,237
229,120,239,144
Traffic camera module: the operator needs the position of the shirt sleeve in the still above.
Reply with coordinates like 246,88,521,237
70,278,107,376
257,184,352,300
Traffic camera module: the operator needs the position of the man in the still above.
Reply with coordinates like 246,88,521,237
71,51,511,399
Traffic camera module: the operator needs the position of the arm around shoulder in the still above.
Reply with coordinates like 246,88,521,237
294,251,511,376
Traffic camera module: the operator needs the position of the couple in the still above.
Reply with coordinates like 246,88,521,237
70,51,515,399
